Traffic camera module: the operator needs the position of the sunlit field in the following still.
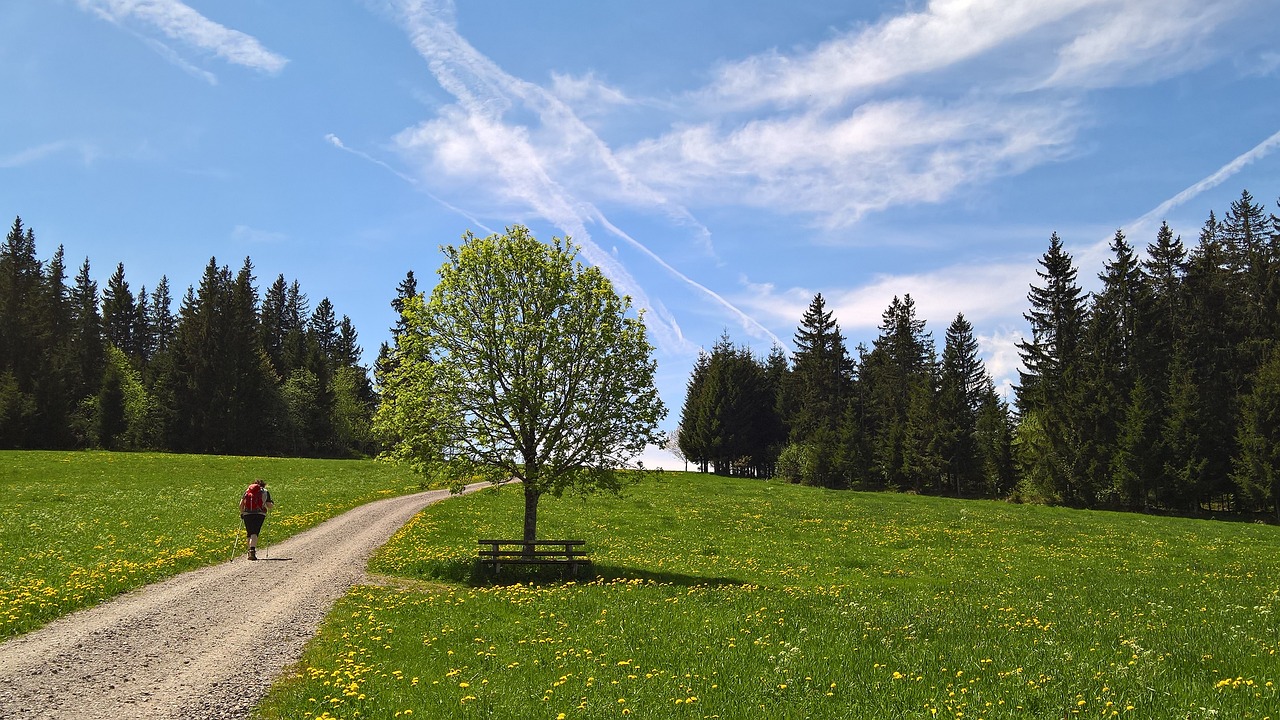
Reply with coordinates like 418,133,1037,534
258,472,1279,720
0,450,430,639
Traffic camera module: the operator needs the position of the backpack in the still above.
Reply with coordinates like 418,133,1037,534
241,483,266,513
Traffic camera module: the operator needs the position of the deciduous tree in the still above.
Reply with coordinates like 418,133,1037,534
375,226,666,544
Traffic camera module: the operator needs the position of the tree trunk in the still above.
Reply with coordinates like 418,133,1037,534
522,483,540,556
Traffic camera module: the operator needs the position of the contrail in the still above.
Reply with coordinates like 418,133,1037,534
1133,127,1280,231
324,133,496,235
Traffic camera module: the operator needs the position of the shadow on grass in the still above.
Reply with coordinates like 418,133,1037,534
402,558,749,589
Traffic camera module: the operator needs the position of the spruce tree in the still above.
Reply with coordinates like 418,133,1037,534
783,293,853,441
1233,346,1280,521
1016,233,1089,505
101,263,137,358
133,286,152,364
1081,229,1146,503
69,258,104,408
148,277,175,355
1171,213,1242,510
260,274,289,377
937,313,986,495
863,295,932,489
677,351,713,473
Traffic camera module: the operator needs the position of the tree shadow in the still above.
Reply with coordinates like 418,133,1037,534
465,562,747,588
588,564,747,588
404,557,749,589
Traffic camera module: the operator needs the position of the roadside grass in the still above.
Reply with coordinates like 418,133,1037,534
0,450,430,639
258,472,1280,720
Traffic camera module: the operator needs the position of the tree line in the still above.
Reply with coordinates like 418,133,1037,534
678,189,1280,520
0,216,378,457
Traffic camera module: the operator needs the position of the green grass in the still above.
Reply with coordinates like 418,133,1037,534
257,472,1280,720
0,450,431,639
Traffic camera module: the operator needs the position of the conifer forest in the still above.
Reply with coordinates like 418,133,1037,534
677,189,1280,520
3,188,1280,520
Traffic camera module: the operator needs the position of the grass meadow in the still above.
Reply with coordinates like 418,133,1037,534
257,472,1279,720
0,450,429,639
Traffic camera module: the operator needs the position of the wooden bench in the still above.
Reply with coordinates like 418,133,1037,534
477,539,590,576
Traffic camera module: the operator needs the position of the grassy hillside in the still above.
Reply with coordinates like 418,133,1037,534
0,450,430,639
258,472,1279,720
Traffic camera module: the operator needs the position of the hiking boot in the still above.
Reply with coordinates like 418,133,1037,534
249,548,257,561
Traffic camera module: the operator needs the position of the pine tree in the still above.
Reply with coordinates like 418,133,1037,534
1176,213,1246,510
376,270,419,389
39,244,75,446
310,297,339,361
678,351,713,473
973,377,1016,496
101,263,137,358
783,293,853,442
0,218,49,446
1016,233,1089,505
336,315,363,368
1112,376,1157,511
282,280,310,374
1080,229,1146,503
225,257,278,454
149,277,175,356
133,286,152,365
1221,189,1271,329
1233,346,1280,521
863,295,933,489
260,274,289,377
69,257,104,407
937,313,986,496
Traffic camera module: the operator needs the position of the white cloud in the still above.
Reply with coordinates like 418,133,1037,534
706,0,1095,109
822,262,1036,334
977,326,1025,398
386,0,774,354
231,225,288,244
0,141,98,168
621,98,1079,226
1041,0,1232,89
77,0,287,75
624,0,1247,228
736,259,1036,346
549,72,633,113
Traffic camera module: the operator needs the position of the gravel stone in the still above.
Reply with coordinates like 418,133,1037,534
0,483,489,719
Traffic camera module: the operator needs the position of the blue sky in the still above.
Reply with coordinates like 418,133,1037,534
3,1,1279,468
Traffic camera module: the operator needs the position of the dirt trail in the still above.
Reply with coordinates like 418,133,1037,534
0,483,488,719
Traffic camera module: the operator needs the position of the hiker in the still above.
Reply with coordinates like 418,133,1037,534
239,479,275,560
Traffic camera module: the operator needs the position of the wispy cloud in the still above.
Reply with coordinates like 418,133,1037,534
705,0,1088,109
385,0,766,353
622,98,1079,227
1,141,98,168
76,0,287,76
231,225,288,245
378,0,1261,370
638,0,1249,229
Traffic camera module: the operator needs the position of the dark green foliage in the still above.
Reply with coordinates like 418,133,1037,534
101,262,137,358
677,335,784,478
0,215,375,458
937,314,986,496
862,294,934,490
1080,230,1145,503
1016,233,1090,505
1234,346,1280,521
782,293,853,441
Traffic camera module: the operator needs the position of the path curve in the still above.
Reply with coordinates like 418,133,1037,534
0,482,490,719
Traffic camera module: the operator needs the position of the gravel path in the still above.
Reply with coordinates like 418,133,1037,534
0,482,489,719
